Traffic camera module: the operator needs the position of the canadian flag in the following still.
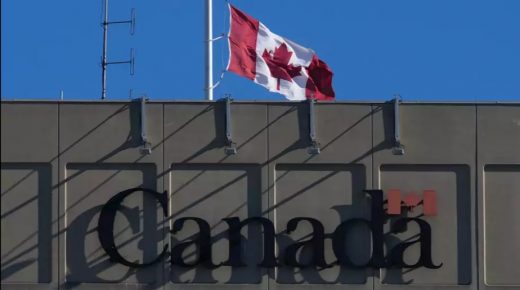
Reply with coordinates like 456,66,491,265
227,5,335,101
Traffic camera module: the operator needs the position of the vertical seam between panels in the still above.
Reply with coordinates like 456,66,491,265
371,103,375,290
266,103,271,290
162,103,166,290
57,102,60,290
475,104,480,289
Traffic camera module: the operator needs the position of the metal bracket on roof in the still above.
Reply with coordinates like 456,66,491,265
138,96,152,155
222,95,237,155
308,98,321,155
392,95,405,155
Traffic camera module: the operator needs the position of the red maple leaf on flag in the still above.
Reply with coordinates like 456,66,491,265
262,43,302,90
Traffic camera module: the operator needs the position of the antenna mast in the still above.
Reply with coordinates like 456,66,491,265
100,0,136,100
101,0,108,100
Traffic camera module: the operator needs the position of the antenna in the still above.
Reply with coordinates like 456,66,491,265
101,0,136,100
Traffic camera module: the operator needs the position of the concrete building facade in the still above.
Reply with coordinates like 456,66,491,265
1,100,519,290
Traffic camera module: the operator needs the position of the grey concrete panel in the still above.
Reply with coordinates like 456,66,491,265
58,102,165,289
373,104,476,290
166,164,268,290
477,105,520,164
373,104,477,164
59,103,163,163
163,103,269,289
62,164,163,289
267,103,373,164
477,105,520,290
379,165,471,285
1,164,53,283
1,103,58,162
272,164,370,287
1,103,59,290
482,165,520,286
164,103,268,164
267,104,373,290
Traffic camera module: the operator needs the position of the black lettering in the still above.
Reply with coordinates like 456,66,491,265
171,217,214,267
222,217,277,267
387,217,442,269
97,187,168,268
284,217,330,268
364,189,386,268
332,218,371,267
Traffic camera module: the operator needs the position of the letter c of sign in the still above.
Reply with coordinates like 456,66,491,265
97,187,168,268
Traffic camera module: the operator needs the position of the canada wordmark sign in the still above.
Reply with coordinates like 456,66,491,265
97,188,442,269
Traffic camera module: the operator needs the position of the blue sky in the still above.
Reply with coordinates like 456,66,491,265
2,0,519,101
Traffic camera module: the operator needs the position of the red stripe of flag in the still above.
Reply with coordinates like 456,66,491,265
305,55,335,100
228,5,259,80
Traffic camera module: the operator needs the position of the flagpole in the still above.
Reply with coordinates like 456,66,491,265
205,0,213,100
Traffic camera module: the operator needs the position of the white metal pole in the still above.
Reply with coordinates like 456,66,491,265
205,0,213,100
